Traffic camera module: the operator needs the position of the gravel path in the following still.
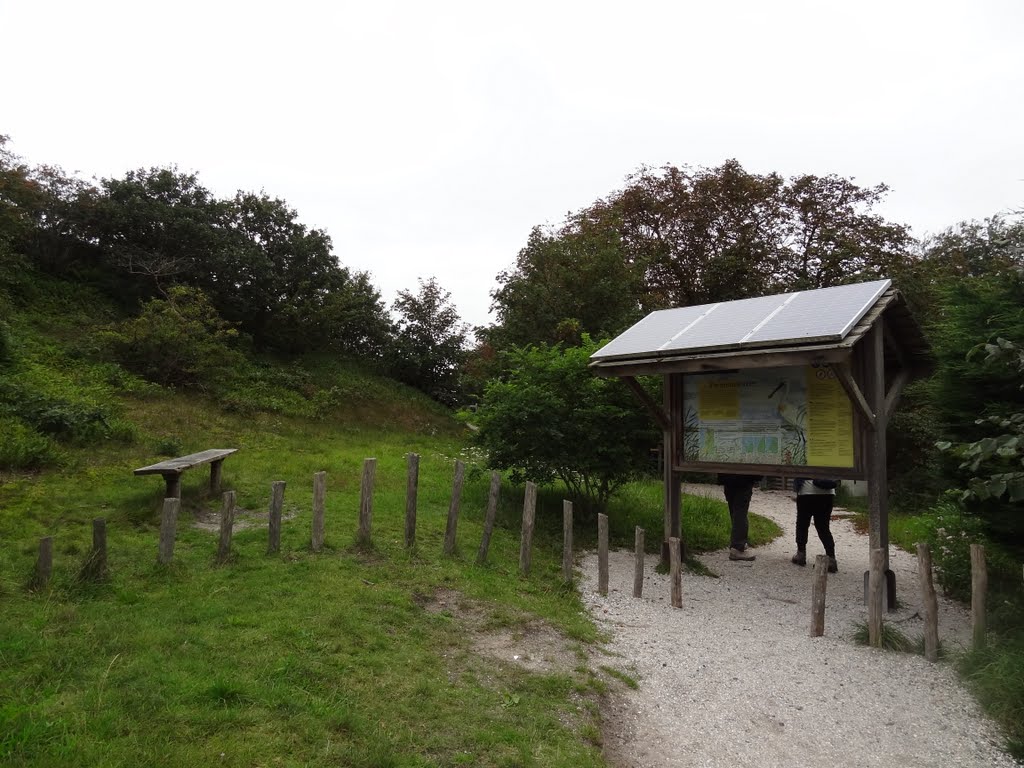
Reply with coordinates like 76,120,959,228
581,484,1020,768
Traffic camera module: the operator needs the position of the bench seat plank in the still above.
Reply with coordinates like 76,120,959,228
134,449,238,476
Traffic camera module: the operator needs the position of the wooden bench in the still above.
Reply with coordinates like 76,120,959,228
134,448,238,499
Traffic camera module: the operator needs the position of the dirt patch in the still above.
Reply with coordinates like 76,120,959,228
419,588,585,676
190,505,299,532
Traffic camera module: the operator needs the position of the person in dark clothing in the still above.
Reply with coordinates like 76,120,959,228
791,478,838,572
717,474,762,561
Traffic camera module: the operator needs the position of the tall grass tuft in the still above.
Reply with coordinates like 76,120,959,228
852,621,919,654
960,636,1024,760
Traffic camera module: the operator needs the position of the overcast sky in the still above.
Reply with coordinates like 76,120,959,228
3,0,1022,328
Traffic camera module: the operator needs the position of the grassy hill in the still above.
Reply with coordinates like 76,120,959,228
0,275,776,767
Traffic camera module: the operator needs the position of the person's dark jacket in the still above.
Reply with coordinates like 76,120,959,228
717,474,762,488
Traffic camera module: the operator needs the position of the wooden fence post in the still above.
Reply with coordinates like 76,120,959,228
476,471,500,565
80,519,108,581
633,527,645,598
405,453,419,549
810,554,828,637
443,460,465,555
669,535,682,608
357,459,376,548
217,490,236,564
311,471,326,553
33,536,53,589
158,497,180,565
598,513,609,596
562,500,573,584
971,543,987,651
868,547,884,647
268,481,286,554
519,481,537,576
917,542,940,662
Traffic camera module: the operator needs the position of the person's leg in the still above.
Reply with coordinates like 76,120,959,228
810,496,835,557
793,495,812,565
727,485,751,550
724,484,755,560
810,494,836,569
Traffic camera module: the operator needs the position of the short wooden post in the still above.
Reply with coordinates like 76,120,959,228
633,527,645,598
519,481,537,576
357,459,376,548
669,535,682,608
476,471,500,565
81,518,108,581
443,460,465,555
917,543,939,662
311,471,326,552
562,500,573,584
405,453,419,549
217,490,236,563
810,554,829,637
868,547,884,647
33,536,53,588
598,513,609,596
158,497,180,565
210,459,224,495
971,543,987,651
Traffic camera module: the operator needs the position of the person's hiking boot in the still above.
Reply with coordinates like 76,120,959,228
827,556,838,573
729,547,756,561
791,550,806,566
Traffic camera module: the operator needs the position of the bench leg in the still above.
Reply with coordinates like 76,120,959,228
210,460,225,495
164,474,182,499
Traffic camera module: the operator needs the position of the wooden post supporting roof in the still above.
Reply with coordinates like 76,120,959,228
661,374,683,567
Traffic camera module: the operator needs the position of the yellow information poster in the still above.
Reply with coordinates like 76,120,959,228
805,366,855,467
698,380,740,420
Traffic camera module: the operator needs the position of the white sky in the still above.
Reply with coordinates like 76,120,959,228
2,0,1022,328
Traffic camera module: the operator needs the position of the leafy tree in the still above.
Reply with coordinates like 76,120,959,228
615,160,787,307
490,215,644,348
75,166,228,305
472,338,657,513
99,286,246,388
938,337,1024,505
883,217,1024,506
0,135,96,283
488,160,912,350
390,277,468,406
77,167,394,357
777,173,912,289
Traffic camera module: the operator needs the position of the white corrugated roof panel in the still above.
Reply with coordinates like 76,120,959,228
591,279,891,362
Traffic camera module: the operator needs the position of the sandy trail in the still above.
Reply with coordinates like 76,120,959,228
581,484,1019,768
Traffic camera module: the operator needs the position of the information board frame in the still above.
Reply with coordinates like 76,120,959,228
672,365,866,480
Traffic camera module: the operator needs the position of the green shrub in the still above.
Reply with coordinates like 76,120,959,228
156,436,184,456
473,338,658,514
0,375,112,444
921,499,990,602
0,416,62,469
100,286,246,388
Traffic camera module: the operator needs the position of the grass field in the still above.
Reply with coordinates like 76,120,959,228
0,382,781,767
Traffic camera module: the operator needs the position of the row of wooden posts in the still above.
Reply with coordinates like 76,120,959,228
26,455,993,658
865,542,990,660
30,455,561,584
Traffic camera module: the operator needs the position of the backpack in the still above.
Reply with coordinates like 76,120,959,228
794,478,839,492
